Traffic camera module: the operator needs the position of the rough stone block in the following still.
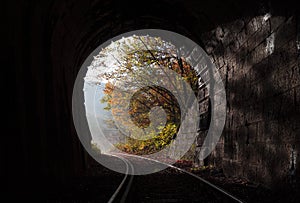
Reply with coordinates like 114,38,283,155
295,85,300,107
275,16,296,49
271,65,299,93
237,29,248,47
246,17,260,35
248,24,270,52
270,16,285,33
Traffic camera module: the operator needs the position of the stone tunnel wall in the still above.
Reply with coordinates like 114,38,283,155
196,14,300,187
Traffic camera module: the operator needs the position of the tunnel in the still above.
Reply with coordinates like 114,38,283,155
4,0,300,201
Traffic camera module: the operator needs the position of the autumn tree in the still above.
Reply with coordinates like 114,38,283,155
97,35,199,155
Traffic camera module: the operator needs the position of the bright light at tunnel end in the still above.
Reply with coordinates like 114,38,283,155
72,29,226,175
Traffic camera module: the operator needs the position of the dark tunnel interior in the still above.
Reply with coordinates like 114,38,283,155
3,0,299,201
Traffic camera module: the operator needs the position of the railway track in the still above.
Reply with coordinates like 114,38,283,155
106,153,244,203
107,155,134,203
